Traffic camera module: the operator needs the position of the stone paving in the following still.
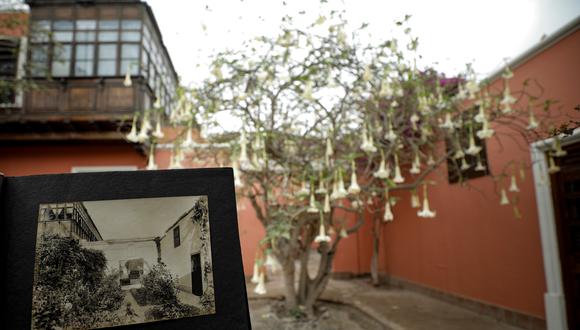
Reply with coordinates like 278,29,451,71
247,273,525,330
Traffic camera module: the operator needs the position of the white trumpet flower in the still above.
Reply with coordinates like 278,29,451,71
253,271,267,295
475,156,486,172
526,111,539,130
383,199,394,222
410,153,421,174
146,145,157,170
314,213,331,244
500,85,516,114
502,67,514,80
362,65,372,81
361,126,377,153
552,137,567,157
123,68,132,87
439,113,455,131
296,181,310,196
465,132,482,155
212,64,223,80
239,131,249,163
233,160,244,188
126,116,139,143
315,173,327,195
384,121,398,142
476,120,495,139
460,157,470,171
500,188,510,205
466,80,479,99
152,120,164,139
182,128,195,149
453,148,465,160
410,114,420,131
326,137,333,157
251,262,260,284
548,155,560,174
393,154,405,183
265,254,281,273
379,81,393,97
323,193,331,213
348,162,361,195
169,152,183,169
302,81,314,101
373,154,390,179
474,106,486,123
307,191,318,213
411,190,421,208
417,185,436,218
137,116,152,143
427,153,436,166
508,175,520,192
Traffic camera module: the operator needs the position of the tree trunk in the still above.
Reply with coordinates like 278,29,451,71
302,249,334,314
281,260,297,310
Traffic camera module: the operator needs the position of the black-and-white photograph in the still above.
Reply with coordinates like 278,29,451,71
31,196,215,329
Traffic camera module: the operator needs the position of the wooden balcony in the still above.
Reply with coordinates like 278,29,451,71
0,77,152,141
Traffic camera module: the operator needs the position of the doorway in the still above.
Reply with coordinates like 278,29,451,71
191,253,203,296
550,141,580,330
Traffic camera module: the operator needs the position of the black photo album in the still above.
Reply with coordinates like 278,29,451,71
0,168,251,329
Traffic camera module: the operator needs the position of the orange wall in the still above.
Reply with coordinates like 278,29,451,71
378,29,580,319
0,144,146,176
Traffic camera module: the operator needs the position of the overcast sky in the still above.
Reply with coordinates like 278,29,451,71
144,0,580,84
84,196,200,240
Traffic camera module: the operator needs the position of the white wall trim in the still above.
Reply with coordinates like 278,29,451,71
531,128,580,330
71,166,138,173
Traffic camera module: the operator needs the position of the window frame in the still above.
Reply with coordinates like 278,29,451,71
173,225,180,248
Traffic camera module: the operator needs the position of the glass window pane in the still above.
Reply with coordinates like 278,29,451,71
53,20,74,30
30,20,51,42
53,31,73,42
75,44,94,61
29,45,48,76
98,60,116,76
75,31,95,42
98,31,118,42
122,20,142,30
121,44,139,59
120,60,139,75
52,43,71,75
76,20,96,30
98,44,117,60
98,20,119,30
31,45,48,62
52,60,70,76
75,60,93,76
53,44,72,61
121,31,140,42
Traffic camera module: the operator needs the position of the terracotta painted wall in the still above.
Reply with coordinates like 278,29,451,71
378,29,580,319
0,144,146,176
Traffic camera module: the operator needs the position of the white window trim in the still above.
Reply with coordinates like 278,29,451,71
71,166,138,173
530,127,580,330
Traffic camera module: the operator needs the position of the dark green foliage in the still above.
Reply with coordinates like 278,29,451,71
32,234,124,329
140,262,179,305
145,303,198,321
138,262,200,320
